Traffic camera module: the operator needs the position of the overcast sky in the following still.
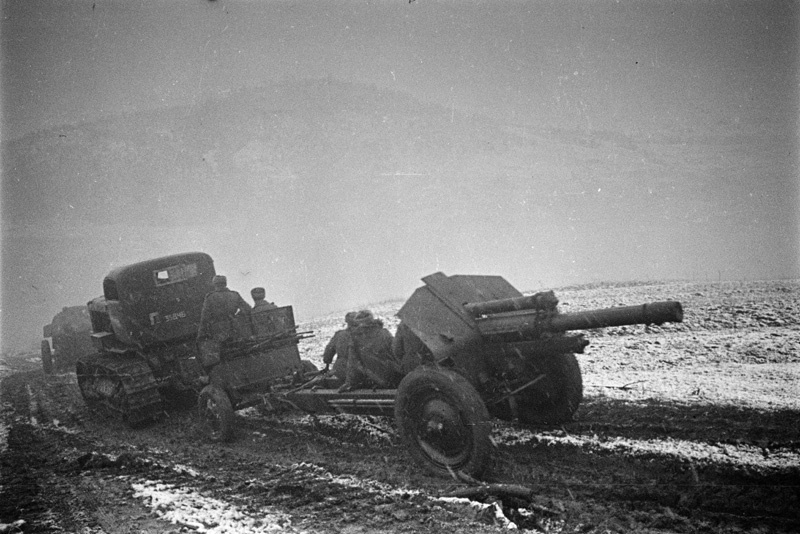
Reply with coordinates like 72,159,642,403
1,0,798,352
4,0,796,138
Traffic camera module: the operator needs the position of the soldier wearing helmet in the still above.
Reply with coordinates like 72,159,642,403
197,275,252,344
339,309,401,392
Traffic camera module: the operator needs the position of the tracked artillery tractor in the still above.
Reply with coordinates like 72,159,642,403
75,252,313,428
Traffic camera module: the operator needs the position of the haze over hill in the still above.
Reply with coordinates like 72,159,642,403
1,1,798,352
3,79,797,351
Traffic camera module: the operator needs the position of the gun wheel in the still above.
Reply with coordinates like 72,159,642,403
41,340,53,375
197,385,234,442
395,367,492,479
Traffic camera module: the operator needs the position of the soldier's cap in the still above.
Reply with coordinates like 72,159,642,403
251,287,266,299
352,309,376,327
212,275,227,287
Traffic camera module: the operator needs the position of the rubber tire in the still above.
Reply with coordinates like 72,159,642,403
515,353,583,425
197,385,235,442
395,366,492,479
41,340,54,375
300,359,318,374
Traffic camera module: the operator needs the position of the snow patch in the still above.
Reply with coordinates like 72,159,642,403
241,411,396,444
295,413,396,443
287,462,525,529
492,425,800,472
0,399,11,455
26,384,38,426
437,496,518,529
50,419,81,435
131,480,299,533
173,464,201,477
290,461,421,497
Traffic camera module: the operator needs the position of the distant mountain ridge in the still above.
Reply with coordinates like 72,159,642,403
3,78,732,229
4,80,529,226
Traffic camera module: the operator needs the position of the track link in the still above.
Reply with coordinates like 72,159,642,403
76,353,163,426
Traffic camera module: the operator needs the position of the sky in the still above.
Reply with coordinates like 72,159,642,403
1,0,798,352
4,0,796,138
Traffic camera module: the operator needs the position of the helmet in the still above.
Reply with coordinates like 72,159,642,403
251,287,266,299
212,275,227,287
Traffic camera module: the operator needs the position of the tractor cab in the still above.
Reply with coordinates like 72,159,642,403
88,252,215,352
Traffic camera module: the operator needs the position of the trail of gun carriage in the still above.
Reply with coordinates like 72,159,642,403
1,252,798,533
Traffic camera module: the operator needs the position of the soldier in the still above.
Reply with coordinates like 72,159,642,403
251,287,277,311
321,311,357,378
340,310,401,392
196,275,252,368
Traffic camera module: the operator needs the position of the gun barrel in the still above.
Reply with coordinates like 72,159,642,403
464,291,558,316
476,301,683,338
549,301,683,331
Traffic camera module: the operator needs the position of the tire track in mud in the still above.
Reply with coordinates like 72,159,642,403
69,448,520,533
490,417,800,532
0,371,89,532
178,397,800,532
6,395,519,534
2,374,798,533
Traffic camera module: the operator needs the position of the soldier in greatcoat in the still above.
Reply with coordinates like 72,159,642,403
196,275,252,367
321,311,357,379
340,310,401,392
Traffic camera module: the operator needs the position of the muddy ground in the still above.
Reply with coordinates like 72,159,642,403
1,280,798,533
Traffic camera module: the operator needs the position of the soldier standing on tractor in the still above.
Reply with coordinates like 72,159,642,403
250,287,277,311
197,275,252,368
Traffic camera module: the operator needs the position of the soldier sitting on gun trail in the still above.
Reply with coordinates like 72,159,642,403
321,311,357,379
339,310,401,393
251,287,278,311
196,275,252,369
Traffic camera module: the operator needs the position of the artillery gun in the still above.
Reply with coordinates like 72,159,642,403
272,272,683,479
395,272,683,425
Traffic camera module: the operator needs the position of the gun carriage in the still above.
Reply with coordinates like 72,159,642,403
271,272,682,478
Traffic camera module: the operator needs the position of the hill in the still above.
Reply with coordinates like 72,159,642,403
1,79,797,352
